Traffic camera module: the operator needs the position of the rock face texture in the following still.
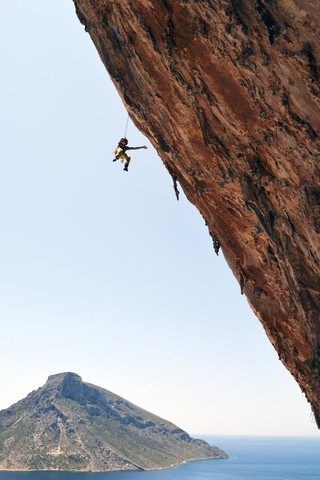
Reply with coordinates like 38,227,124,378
72,1,320,425
0,372,227,471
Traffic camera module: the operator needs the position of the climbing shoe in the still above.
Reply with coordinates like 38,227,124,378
113,158,117,162
123,166,128,171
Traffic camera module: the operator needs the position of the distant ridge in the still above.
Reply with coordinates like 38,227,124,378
0,372,228,471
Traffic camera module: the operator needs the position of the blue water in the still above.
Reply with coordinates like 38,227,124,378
0,436,319,480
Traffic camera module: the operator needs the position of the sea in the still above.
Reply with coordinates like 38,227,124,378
0,436,319,480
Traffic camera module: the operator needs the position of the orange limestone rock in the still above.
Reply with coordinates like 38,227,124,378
72,0,320,426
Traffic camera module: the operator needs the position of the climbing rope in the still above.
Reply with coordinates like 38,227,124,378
124,113,130,138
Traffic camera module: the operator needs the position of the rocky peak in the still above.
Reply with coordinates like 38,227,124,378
44,372,104,409
47,372,82,384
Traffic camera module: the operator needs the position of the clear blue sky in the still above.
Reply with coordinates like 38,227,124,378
0,1,318,436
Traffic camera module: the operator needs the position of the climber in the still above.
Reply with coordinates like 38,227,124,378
113,137,147,171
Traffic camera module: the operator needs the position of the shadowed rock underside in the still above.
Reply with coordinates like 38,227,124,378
72,0,320,425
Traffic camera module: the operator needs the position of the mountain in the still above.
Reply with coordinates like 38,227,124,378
73,0,320,425
0,373,227,471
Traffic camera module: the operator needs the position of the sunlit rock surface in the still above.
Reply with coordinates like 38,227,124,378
72,0,320,425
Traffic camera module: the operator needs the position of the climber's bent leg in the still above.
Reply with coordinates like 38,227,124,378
124,154,131,171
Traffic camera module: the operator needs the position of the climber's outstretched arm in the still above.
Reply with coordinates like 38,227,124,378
126,146,147,151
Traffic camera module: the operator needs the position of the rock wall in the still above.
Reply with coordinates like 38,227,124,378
72,0,320,426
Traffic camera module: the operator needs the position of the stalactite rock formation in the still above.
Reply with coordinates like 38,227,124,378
72,0,320,426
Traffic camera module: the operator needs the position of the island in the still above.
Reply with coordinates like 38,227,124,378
0,372,228,471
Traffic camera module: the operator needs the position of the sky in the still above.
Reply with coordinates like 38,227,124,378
0,1,319,437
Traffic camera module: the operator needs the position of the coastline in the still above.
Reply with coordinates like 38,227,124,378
0,434,319,479
0,453,228,473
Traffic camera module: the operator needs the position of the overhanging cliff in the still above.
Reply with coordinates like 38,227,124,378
72,0,320,426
